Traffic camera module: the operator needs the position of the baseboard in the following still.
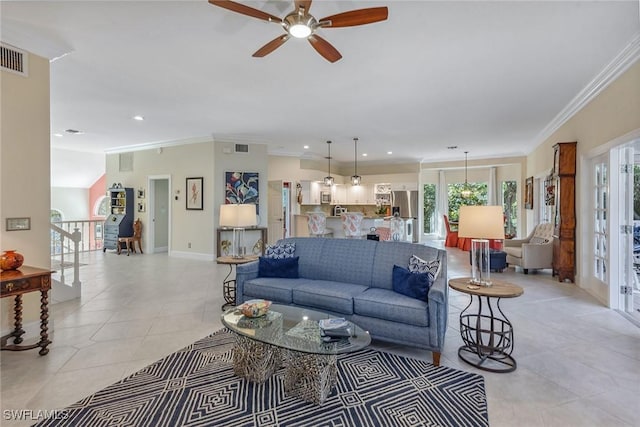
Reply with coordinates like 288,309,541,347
169,251,214,262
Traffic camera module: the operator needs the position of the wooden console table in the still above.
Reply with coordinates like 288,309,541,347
1,266,53,355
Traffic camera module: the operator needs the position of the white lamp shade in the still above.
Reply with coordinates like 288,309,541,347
457,205,505,239
219,204,257,228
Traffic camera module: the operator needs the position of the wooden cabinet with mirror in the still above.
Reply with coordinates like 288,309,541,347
552,142,577,282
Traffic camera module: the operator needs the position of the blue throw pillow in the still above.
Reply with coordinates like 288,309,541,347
258,256,299,278
392,265,431,301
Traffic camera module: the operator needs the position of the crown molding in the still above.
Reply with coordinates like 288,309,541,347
104,136,213,154
531,32,640,149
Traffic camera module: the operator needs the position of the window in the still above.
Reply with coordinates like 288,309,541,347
94,195,108,218
50,209,63,222
423,183,437,233
447,182,487,221
502,181,517,237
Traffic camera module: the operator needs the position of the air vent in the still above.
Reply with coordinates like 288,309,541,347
1,44,28,76
235,144,249,153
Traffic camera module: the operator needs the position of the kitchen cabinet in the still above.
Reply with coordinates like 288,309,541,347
331,184,347,205
300,181,321,205
347,184,375,204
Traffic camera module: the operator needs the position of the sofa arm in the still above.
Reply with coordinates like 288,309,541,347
427,274,449,353
521,242,553,268
503,238,529,247
235,260,259,304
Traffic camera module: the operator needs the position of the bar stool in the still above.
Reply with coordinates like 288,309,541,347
341,212,364,238
307,212,329,237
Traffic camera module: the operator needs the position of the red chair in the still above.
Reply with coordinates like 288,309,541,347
443,215,458,247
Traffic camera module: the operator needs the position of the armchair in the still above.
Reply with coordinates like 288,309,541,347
503,223,554,274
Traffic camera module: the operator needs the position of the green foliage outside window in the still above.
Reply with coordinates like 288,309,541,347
502,181,517,236
448,183,488,222
423,184,437,233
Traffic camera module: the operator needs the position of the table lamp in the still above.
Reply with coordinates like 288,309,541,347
219,204,257,259
458,205,505,286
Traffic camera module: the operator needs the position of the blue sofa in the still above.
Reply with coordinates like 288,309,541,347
235,237,448,365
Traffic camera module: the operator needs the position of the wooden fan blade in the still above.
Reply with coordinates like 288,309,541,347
253,35,290,57
294,0,312,13
308,35,342,63
320,7,388,28
208,0,282,23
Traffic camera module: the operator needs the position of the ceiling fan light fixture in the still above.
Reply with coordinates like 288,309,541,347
289,23,312,38
285,13,315,38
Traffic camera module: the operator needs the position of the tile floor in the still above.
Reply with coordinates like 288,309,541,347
1,246,639,426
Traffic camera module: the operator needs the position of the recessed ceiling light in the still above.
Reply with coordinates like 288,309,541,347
362,153,368,157
387,151,392,155
303,145,309,149
53,133,63,137
133,115,144,121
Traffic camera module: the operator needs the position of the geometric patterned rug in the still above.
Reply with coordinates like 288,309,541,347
34,329,488,427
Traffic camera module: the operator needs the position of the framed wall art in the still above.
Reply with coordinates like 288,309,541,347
225,172,259,214
186,177,204,210
524,176,534,210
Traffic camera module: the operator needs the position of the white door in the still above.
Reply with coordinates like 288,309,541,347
148,176,171,254
591,154,609,299
617,145,635,312
267,180,284,245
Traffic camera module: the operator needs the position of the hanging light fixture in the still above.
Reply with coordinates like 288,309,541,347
350,137,361,186
323,140,334,186
461,151,472,198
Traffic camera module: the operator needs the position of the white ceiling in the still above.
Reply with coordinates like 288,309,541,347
2,1,640,172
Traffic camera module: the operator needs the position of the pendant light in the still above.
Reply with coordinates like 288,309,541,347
350,137,361,186
461,151,472,198
323,140,334,186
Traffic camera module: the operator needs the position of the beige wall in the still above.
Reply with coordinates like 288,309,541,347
1,52,51,331
106,141,216,258
526,60,640,290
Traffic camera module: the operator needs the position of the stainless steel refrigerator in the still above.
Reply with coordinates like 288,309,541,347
391,190,419,243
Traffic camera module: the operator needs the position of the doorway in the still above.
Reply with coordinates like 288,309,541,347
148,175,171,254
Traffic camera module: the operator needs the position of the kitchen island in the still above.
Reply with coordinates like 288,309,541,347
294,214,386,238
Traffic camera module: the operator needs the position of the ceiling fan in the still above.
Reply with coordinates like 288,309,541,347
209,0,388,63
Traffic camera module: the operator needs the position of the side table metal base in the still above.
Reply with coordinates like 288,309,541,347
283,350,337,405
458,346,517,373
232,334,281,383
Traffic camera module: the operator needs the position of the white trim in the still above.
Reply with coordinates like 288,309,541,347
147,175,172,255
531,33,640,149
170,250,214,262
105,136,212,154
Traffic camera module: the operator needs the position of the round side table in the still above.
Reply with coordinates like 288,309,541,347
216,255,258,310
448,277,524,373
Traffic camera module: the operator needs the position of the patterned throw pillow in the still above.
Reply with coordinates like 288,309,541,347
264,242,296,259
408,255,440,282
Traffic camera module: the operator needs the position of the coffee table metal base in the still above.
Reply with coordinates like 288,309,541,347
232,334,281,383
284,350,337,405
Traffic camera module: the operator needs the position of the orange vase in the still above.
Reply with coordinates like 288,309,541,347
0,250,24,271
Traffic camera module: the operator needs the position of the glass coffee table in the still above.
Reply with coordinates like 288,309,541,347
221,303,370,405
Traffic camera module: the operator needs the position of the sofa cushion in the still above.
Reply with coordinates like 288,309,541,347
292,280,368,315
243,277,308,303
258,256,299,278
354,288,429,327
264,242,296,259
392,265,431,301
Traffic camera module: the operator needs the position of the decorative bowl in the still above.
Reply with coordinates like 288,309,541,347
239,299,271,318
